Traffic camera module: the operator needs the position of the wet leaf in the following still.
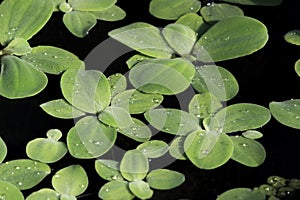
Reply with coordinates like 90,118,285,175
0,180,24,200
95,159,123,181
98,181,134,200
69,0,116,11
26,188,60,200
2,38,32,56
222,0,283,6
107,73,127,97
242,130,263,139
200,3,243,22
284,30,300,45
91,5,126,21
217,188,265,200
169,137,187,160
129,180,153,199
137,140,169,158
146,169,185,190
126,54,152,69
118,118,152,142
0,137,7,163
98,106,132,129
175,13,210,36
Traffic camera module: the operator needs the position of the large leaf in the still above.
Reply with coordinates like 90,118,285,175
217,188,265,200
98,181,134,200
52,165,88,196
146,169,185,190
269,99,300,129
222,0,283,6
120,150,149,182
61,69,111,114
214,103,271,134
0,180,24,200
98,106,132,129
145,108,201,136
0,0,53,46
26,188,60,200
67,116,117,159
192,16,268,62
0,159,50,190
137,140,169,158
118,118,152,142
91,5,126,21
129,58,195,95
95,159,123,181
129,180,153,199
69,0,116,11
22,46,84,75
108,22,173,58
0,137,7,163
149,0,201,20
0,55,47,99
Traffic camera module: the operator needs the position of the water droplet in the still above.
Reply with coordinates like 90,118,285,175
111,13,115,16
242,143,247,147
290,32,296,35
196,114,201,118
202,150,209,155
7,32,11,35
15,166,20,170
55,108,61,113
10,172,14,175
43,52,48,56
296,116,300,119
26,167,31,170
0,14,3,17
231,120,236,123
11,27,18,31
204,36,208,40
75,143,79,146
105,188,109,192
166,110,172,115
53,56,58,59
80,184,85,188
152,98,161,103
224,36,230,41
190,6,194,10
0,194,6,200
178,123,185,127
17,182,23,186
139,40,144,43
36,172,41,175
293,104,297,107
148,159,152,162
163,127,170,131
54,174,61,178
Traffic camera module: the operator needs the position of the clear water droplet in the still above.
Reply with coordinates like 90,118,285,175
0,14,3,17
242,143,247,147
111,13,115,16
80,184,85,188
224,36,230,41
152,98,161,103
15,166,20,170
0,194,6,200
26,167,31,170
53,56,58,59
43,52,48,56
190,6,194,10
105,188,109,192
10,172,14,175
17,182,23,186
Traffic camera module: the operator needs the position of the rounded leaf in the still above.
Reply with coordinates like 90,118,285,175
91,5,126,21
284,30,300,45
175,13,210,35
217,188,265,200
3,38,32,56
129,180,153,199
146,169,185,190
95,159,123,181
169,137,187,160
26,188,60,200
107,73,127,97
242,130,263,139
126,54,152,69
0,180,24,200
137,140,169,158
222,0,283,6
295,59,300,77
69,0,116,11
98,106,132,129
98,181,134,200
118,118,152,142
0,137,7,163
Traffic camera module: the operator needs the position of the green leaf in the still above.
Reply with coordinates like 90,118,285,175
26,188,60,200
69,0,116,11
0,180,24,200
242,130,263,139
169,137,187,160
188,92,223,119
98,106,132,129
95,159,123,181
91,5,126,21
53,0,65,11
52,165,88,196
175,13,210,36
120,150,149,181
61,69,111,114
118,118,152,142
162,23,196,56
129,180,153,199
191,65,239,101
21,46,84,75
222,0,283,6
0,0,53,46
40,99,86,119
230,136,266,167
192,16,268,62
137,140,169,158
0,137,7,163
214,103,271,134
59,194,76,200
217,188,265,200
111,89,163,114
2,38,32,56
107,73,127,97
126,54,152,69
0,159,50,190
108,22,173,58
67,116,117,159
149,0,201,20
146,169,185,190
269,99,300,129
184,131,234,169
129,58,195,95
284,30,300,45
295,59,300,77
63,11,97,38
98,181,134,200
145,108,201,136
0,55,47,99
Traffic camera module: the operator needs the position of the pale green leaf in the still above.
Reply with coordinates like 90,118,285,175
107,73,127,97
129,180,153,199
169,137,187,160
295,59,300,77
98,106,132,129
98,181,134,200
60,194,76,200
26,188,60,200
91,5,126,21
137,140,168,158
2,38,31,56
146,169,185,190
0,180,24,200
217,188,265,200
242,130,263,139
0,137,7,163
118,118,152,142
53,0,65,11
126,54,152,69
175,13,210,36
222,0,283,6
284,30,300,46
69,0,116,11
95,159,123,181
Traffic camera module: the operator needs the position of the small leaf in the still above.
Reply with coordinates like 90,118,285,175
129,180,153,199
169,137,187,160
91,5,126,21
40,99,86,119
52,165,88,196
118,118,152,142
69,0,116,11
269,99,300,129
95,159,123,181
129,58,195,95
284,30,300,45
295,59,300,77
21,46,84,75
0,55,47,99
242,130,263,139
2,38,32,56
145,108,201,136
107,73,127,97
53,0,65,11
120,150,149,181
0,159,50,190
176,13,210,35
63,11,97,38
98,106,132,129
217,188,265,200
0,137,7,163
230,136,266,167
26,188,60,200
192,16,268,62
111,89,163,114
61,69,111,114
149,0,201,20
126,54,152,69
67,116,117,159
98,181,134,200
0,180,24,200
109,22,173,58
146,169,185,190
137,140,169,158
59,194,76,200
222,0,283,6
214,103,271,134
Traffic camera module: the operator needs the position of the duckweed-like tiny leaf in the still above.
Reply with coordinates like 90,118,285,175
0,180,24,200
95,159,123,181
242,130,263,139
145,108,201,135
63,11,97,38
200,3,243,22
98,106,132,129
169,137,187,160
69,0,116,11
149,0,201,20
295,59,300,77
0,55,47,99
129,180,153,199
0,159,50,190
126,54,152,69
98,181,134,200
120,150,149,181
214,103,271,134
222,0,283,6
129,58,195,95
2,38,32,56
191,65,239,101
175,13,210,35
26,188,60,200
137,140,169,158
52,165,88,196
217,188,265,200
0,137,7,163
107,73,127,97
193,16,268,62
118,118,152,142
269,99,300,129
22,46,84,75
146,169,185,190
230,136,266,167
67,116,117,159
61,69,111,114
111,89,163,114
91,5,126,21
109,22,173,58
284,30,300,45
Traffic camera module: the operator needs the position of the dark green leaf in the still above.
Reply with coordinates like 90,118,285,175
146,169,185,190
98,181,134,200
217,188,265,200
91,5,126,21
0,137,7,163
137,140,169,158
2,38,31,56
200,3,243,22
69,0,116,11
222,0,283,6
95,159,123,181
129,180,153,199
0,180,24,200
118,118,152,142
98,106,132,129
